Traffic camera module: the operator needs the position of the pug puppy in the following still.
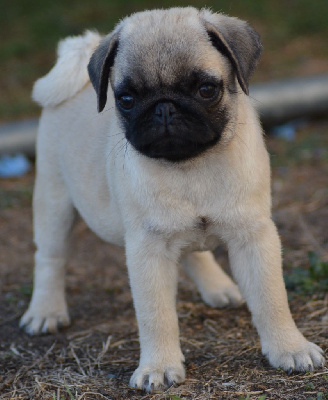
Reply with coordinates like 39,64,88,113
20,7,324,391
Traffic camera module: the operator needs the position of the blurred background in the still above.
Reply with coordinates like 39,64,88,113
0,3,328,399
1,0,328,121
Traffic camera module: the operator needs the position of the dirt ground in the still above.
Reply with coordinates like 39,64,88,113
0,121,327,399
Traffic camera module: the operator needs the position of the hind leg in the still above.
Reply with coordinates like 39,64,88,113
181,251,243,308
20,168,75,335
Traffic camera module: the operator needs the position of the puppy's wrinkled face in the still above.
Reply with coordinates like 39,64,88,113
88,8,262,162
111,10,236,161
114,72,229,162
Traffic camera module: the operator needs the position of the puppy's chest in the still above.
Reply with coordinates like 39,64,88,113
143,192,222,252
179,216,220,252
141,179,228,232
145,212,220,253
133,164,236,249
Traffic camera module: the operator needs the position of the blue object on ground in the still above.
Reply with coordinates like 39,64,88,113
271,119,307,141
271,123,296,141
0,154,31,178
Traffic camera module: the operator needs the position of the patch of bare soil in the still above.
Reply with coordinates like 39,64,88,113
0,123,327,399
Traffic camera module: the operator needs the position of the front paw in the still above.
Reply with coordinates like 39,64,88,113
20,303,70,335
130,362,185,392
263,338,325,372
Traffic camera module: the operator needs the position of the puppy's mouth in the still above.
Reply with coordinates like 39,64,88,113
123,100,226,162
136,135,220,161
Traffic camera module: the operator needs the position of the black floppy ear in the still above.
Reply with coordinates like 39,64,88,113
88,32,119,112
203,14,262,95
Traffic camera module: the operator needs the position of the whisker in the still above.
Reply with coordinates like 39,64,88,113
248,95,264,104
225,125,251,153
88,105,116,123
228,87,264,105
123,141,130,172
106,132,124,139
234,131,250,153
113,141,129,169
236,122,260,126
101,106,116,113
106,137,126,161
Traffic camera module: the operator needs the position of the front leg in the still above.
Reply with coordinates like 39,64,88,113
125,232,185,391
226,219,325,372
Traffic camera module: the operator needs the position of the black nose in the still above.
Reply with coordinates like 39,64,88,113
154,102,176,125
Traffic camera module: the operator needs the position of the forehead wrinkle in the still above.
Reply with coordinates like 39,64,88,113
113,9,230,87
115,11,210,85
124,47,226,91
123,38,198,86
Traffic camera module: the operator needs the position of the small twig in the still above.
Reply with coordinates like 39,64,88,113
307,369,328,377
76,391,109,400
70,347,86,376
222,390,264,395
180,337,204,348
285,385,307,392
217,346,255,368
308,307,328,319
95,335,112,367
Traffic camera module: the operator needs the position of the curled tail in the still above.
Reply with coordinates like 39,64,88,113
32,30,101,108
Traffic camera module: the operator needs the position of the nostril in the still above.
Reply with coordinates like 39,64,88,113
154,102,176,124
155,104,163,118
166,103,176,117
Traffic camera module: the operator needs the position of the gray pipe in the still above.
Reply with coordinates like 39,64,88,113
250,73,328,126
1,74,328,156
0,119,38,157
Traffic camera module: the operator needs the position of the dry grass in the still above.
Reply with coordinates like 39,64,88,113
1,296,327,399
1,122,328,399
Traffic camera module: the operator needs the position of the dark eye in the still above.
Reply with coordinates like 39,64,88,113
198,84,217,99
118,94,135,110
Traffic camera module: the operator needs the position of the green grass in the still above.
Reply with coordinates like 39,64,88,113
0,184,33,210
269,122,328,168
306,391,328,400
284,252,328,297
